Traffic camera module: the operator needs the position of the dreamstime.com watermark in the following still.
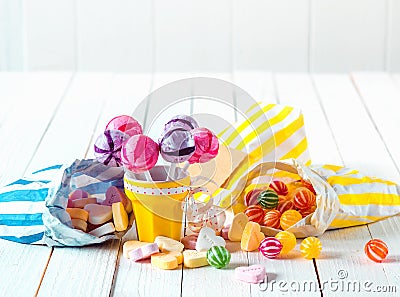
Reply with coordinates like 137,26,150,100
258,269,397,293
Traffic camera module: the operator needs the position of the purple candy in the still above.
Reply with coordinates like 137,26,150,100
164,115,199,132
159,128,195,163
94,130,130,166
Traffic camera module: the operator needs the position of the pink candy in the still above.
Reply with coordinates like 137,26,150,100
121,134,159,173
128,243,159,261
235,265,266,284
188,127,219,164
106,115,143,137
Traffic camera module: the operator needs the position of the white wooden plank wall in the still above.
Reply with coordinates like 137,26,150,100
1,0,400,72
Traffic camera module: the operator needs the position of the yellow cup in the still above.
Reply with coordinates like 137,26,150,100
124,166,190,242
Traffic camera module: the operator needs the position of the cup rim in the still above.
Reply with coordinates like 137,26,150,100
124,165,190,185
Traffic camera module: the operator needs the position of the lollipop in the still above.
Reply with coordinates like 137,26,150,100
121,134,159,179
164,115,199,132
94,130,130,166
106,115,143,137
188,127,219,164
159,127,195,179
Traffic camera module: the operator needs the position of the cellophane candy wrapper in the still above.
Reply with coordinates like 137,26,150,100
0,159,125,246
238,159,400,238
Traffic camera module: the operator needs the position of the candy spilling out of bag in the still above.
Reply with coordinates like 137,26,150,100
66,186,132,236
243,179,317,231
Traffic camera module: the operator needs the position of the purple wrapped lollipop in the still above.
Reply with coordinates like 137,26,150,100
94,130,130,167
159,127,195,179
164,115,199,132
159,128,195,163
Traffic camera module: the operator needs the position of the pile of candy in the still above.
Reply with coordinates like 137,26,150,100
94,115,219,180
243,179,317,230
123,227,231,270
66,186,132,236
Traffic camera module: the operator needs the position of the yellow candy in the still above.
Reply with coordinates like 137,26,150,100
112,202,128,232
275,231,296,254
228,212,249,242
300,237,322,259
240,222,265,252
280,210,302,230
183,250,209,268
154,236,184,253
151,251,183,270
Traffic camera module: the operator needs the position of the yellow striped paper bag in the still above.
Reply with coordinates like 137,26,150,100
311,164,400,229
213,102,311,208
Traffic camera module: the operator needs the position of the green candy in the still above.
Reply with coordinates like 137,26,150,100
206,246,231,269
258,189,279,209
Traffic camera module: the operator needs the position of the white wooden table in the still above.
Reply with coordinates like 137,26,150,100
0,71,400,297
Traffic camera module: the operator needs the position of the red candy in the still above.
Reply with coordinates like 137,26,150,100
269,180,289,196
364,239,388,263
293,187,316,210
259,237,282,259
245,189,263,206
301,179,316,195
276,200,294,214
262,210,281,229
244,205,265,224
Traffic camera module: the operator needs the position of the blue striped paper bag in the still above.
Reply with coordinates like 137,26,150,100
0,159,124,246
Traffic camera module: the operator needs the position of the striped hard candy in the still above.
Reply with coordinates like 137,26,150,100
301,179,316,195
206,246,231,269
259,237,282,259
275,231,296,254
269,180,289,196
280,210,302,230
300,237,322,260
262,210,281,229
276,200,294,214
257,190,279,209
94,130,130,167
245,189,263,206
244,205,265,224
293,187,316,210
364,239,388,263
299,205,316,218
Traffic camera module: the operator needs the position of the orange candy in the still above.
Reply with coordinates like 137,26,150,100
240,222,265,251
293,187,316,210
268,180,289,196
244,205,264,224
280,210,302,230
262,210,281,229
365,239,388,263
277,200,294,214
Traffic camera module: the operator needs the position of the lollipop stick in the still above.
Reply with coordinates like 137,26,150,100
168,163,177,181
182,162,190,173
144,170,152,181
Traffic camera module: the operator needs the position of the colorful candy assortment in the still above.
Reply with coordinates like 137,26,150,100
66,186,132,236
364,239,388,263
242,179,317,231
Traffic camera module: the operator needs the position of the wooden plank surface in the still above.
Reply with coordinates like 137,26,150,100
0,72,72,297
1,72,400,297
35,73,122,297
312,73,399,296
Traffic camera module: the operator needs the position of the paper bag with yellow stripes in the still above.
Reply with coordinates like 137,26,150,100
235,159,400,238
188,102,311,208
